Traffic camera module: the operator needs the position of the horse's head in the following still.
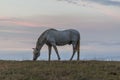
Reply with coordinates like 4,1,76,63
32,48,40,61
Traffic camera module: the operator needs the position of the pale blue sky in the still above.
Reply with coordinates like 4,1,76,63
0,0,120,60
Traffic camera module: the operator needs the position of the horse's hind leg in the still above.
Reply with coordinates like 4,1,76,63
77,45,80,61
70,42,77,61
52,43,61,60
77,40,80,61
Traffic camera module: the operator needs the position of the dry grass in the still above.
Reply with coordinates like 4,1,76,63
0,60,120,80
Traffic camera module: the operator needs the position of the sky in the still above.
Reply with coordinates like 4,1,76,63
0,0,120,61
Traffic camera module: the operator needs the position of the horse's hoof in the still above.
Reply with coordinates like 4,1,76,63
58,58,61,61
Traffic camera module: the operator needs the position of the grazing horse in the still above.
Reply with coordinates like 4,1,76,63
32,28,80,61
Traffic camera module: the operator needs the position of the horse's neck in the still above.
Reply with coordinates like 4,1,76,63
36,32,47,50
36,39,45,51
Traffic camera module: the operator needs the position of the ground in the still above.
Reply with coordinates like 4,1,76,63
0,60,120,80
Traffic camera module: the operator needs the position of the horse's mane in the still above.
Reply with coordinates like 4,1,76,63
47,28,57,31
41,28,57,36
36,28,57,48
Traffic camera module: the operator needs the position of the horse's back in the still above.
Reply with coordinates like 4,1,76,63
65,29,80,36
64,29,80,40
46,29,80,38
46,29,80,42
47,29,80,35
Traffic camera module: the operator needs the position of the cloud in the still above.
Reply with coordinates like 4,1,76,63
86,0,120,7
0,25,49,51
100,42,120,46
58,0,79,4
0,17,40,27
83,41,120,46
57,0,83,6
58,0,120,7
57,0,120,19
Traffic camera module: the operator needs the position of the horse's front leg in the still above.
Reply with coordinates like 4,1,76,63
48,45,52,61
52,43,61,60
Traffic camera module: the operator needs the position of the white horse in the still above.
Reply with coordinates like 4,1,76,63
32,28,80,61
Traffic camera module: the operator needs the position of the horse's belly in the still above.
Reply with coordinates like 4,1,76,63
56,40,70,46
56,43,68,46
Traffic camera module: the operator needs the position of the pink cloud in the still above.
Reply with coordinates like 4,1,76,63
91,3,120,20
58,0,120,20
0,16,41,27
11,21,39,27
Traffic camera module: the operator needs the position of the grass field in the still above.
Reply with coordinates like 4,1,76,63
0,60,120,80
